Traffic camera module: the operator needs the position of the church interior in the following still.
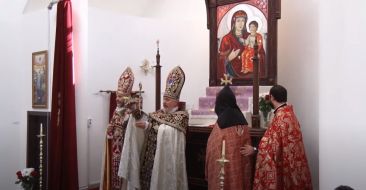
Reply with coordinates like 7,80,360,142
1,0,366,189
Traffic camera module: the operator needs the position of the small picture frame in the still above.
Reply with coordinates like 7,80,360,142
32,50,48,108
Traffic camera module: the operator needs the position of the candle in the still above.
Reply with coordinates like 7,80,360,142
222,140,225,156
40,123,43,135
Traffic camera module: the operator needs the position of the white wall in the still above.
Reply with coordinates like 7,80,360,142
73,0,89,189
279,0,366,189
87,1,209,185
5,0,366,189
0,1,208,189
86,1,321,189
319,0,366,189
278,0,319,189
0,17,25,190
0,5,51,189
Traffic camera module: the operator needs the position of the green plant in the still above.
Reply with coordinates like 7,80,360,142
259,94,272,120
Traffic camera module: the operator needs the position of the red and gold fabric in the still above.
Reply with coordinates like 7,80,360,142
163,66,185,101
101,67,134,190
101,110,129,190
149,109,188,134
205,123,253,190
116,67,134,105
140,109,189,190
253,105,313,190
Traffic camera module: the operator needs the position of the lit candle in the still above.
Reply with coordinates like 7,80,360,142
222,140,225,156
40,123,43,135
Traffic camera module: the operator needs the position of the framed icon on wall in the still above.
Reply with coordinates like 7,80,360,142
206,0,281,86
32,50,48,108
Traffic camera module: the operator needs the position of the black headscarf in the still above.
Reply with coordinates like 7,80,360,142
215,85,248,129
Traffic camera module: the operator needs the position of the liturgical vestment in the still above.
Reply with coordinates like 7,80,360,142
140,109,189,190
253,105,313,190
118,114,146,190
205,124,253,190
100,67,134,190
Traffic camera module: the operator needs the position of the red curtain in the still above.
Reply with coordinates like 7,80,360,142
48,0,79,189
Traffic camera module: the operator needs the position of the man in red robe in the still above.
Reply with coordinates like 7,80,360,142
241,85,313,190
205,85,253,190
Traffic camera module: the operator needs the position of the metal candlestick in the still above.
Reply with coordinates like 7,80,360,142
37,123,46,190
216,140,229,190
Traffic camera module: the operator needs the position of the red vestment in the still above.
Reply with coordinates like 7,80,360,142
205,124,253,190
253,105,313,190
101,109,128,190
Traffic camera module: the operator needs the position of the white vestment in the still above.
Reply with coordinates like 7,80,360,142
149,124,188,190
118,115,146,190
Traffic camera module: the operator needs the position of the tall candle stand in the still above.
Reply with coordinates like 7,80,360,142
37,123,45,190
216,140,229,190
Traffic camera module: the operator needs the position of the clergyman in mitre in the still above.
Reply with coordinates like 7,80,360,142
135,66,189,190
100,67,136,190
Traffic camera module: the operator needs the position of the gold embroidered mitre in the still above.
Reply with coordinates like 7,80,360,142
116,67,134,104
164,66,185,100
